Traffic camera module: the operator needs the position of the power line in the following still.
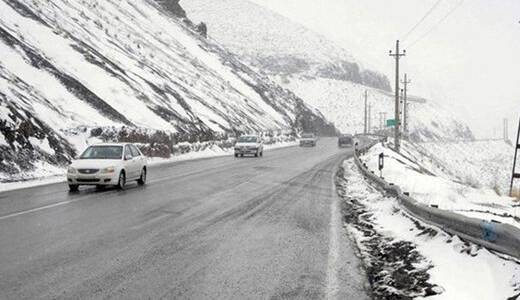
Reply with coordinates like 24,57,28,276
407,0,465,49
401,0,443,42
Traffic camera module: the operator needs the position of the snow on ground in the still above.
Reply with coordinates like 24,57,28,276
339,159,520,300
361,141,520,229
416,140,515,196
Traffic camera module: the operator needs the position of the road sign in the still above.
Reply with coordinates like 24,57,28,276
386,119,397,127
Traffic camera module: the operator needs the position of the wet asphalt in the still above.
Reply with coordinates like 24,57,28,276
0,138,369,299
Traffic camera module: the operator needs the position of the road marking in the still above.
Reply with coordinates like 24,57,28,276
0,199,78,221
0,190,120,221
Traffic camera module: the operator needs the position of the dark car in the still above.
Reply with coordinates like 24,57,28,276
338,134,353,148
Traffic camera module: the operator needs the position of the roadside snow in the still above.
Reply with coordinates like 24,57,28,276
340,159,520,300
361,141,520,229
147,139,297,166
0,140,297,192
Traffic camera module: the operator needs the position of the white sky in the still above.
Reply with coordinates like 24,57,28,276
248,0,520,139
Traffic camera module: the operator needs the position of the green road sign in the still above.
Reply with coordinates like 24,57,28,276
386,119,397,127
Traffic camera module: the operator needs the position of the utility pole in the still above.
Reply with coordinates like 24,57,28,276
389,40,406,152
364,91,368,134
401,74,411,136
368,103,372,134
510,117,520,197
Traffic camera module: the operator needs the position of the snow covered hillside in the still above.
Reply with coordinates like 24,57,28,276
416,140,516,196
0,0,335,180
184,0,475,141
361,141,520,229
184,0,391,91
277,77,473,140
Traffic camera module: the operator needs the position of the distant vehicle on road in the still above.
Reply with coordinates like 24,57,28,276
67,143,147,192
299,133,317,147
338,134,354,148
234,135,264,157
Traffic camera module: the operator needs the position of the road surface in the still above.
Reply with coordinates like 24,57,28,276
0,138,368,299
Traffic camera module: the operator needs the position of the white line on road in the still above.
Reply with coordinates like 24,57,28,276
0,190,119,221
0,199,78,221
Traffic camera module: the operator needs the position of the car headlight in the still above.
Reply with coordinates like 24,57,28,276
100,167,115,174
67,167,77,174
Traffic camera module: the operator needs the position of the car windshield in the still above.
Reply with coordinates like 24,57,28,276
301,133,314,138
79,145,123,160
237,136,257,143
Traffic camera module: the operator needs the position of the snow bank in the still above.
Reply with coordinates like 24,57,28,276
340,160,520,300
361,141,520,229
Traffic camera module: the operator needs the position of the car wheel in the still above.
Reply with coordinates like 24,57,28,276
137,168,146,185
254,151,258,157
260,151,263,157
68,184,79,192
117,171,126,190
235,153,239,158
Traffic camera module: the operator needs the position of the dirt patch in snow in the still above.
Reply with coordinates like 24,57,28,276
335,167,443,299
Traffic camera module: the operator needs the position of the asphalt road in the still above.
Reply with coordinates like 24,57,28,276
0,138,369,299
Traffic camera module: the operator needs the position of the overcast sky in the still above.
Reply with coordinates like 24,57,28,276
248,0,520,139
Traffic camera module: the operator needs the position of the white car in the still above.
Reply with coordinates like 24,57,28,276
234,135,264,157
299,133,317,147
67,143,147,192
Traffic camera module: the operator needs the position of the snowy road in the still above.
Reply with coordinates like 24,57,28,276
0,138,368,299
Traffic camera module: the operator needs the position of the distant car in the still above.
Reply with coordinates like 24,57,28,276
299,133,317,147
234,135,264,157
66,143,147,192
338,134,354,148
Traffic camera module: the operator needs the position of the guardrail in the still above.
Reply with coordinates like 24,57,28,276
353,139,520,260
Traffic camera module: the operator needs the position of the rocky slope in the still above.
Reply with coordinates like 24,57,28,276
0,0,336,180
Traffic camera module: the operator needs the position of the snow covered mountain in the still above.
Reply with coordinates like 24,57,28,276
0,0,335,179
184,0,390,91
184,0,474,141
